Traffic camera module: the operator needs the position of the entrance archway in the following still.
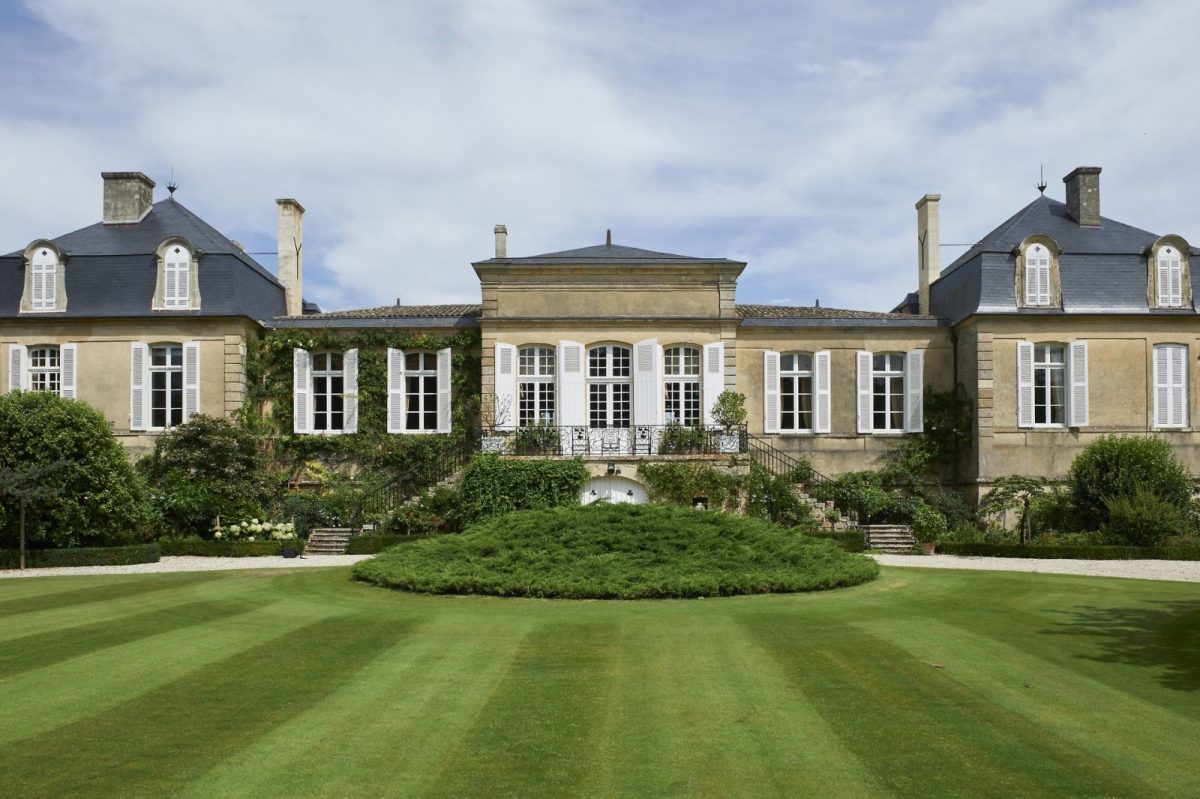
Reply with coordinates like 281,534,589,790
580,476,648,506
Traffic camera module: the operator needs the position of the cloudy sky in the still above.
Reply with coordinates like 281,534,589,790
1,0,1196,312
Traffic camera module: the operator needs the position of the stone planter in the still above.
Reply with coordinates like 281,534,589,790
481,436,506,454
921,542,937,555
716,434,741,454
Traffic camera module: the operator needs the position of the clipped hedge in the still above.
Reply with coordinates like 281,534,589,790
159,539,293,557
458,454,589,523
346,534,441,554
937,542,1200,561
0,543,160,569
807,530,866,553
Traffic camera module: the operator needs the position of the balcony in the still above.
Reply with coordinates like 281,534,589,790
477,424,748,457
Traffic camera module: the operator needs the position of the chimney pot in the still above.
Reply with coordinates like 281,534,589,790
276,199,305,317
1063,166,1101,227
915,193,941,315
494,224,508,258
101,171,155,224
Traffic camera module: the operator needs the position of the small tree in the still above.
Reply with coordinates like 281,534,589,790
979,475,1046,544
1069,435,1193,532
0,462,67,568
711,390,747,432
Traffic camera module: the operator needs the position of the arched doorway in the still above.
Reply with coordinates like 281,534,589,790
580,476,648,506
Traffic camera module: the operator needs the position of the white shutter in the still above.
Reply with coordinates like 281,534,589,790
1154,345,1170,428
1025,259,1038,305
1016,341,1034,428
437,347,452,433
1038,260,1050,305
856,351,873,434
494,343,517,431
8,343,27,393
342,349,359,434
43,264,56,309
1171,344,1188,427
387,347,406,434
1154,344,1188,428
182,341,200,421
762,350,780,434
702,342,724,426
904,349,924,433
814,350,831,434
557,341,585,427
293,348,312,434
179,263,190,304
1068,340,1089,427
60,343,77,399
633,338,662,427
32,265,45,309
165,266,177,307
1158,257,1171,306
130,342,148,431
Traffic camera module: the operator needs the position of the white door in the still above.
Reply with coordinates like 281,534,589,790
580,477,648,505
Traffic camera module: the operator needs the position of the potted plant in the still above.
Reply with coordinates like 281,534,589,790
710,390,747,453
912,499,947,555
480,394,511,453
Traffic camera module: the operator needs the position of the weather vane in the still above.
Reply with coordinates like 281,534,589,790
1037,164,1047,195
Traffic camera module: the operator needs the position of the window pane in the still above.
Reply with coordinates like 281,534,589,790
406,352,421,371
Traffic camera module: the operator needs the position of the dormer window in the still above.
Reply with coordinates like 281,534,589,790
20,242,66,313
1157,248,1182,306
1016,236,1061,310
154,239,200,311
1149,238,1191,309
1024,244,1050,306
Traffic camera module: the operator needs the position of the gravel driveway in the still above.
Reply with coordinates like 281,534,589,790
870,553,1200,583
0,554,374,579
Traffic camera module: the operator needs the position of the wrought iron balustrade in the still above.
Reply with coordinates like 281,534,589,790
476,424,747,457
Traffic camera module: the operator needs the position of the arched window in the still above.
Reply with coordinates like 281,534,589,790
780,353,814,432
1024,244,1051,306
588,344,631,428
1156,246,1183,307
518,345,555,427
663,345,701,426
31,248,59,311
163,244,192,308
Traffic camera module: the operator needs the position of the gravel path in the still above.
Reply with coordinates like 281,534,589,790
870,553,1200,583
0,554,373,579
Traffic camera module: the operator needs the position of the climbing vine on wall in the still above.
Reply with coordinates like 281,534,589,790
241,327,482,479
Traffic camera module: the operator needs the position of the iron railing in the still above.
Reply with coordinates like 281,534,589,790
355,432,478,522
477,424,748,457
746,434,831,486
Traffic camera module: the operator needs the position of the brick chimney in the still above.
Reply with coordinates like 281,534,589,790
916,194,940,315
102,172,155,224
276,199,305,317
1063,166,1101,227
494,224,508,258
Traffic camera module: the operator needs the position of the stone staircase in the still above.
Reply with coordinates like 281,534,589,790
793,485,857,532
305,528,355,555
861,524,918,554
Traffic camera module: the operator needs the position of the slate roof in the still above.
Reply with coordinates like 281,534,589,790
476,242,744,265
0,197,286,321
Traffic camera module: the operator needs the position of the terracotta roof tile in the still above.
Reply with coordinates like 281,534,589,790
277,303,482,321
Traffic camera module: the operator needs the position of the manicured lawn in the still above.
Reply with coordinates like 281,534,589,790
1,566,1198,798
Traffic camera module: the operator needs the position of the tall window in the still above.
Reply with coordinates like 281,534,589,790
1033,344,1066,426
164,245,191,308
404,352,438,431
872,353,905,432
780,353,813,432
1025,244,1050,306
663,345,701,426
29,346,60,394
588,345,631,428
31,248,58,311
150,344,183,429
1153,343,1188,428
518,346,555,426
1157,247,1183,307
312,352,345,432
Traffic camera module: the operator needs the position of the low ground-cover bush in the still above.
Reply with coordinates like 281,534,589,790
158,539,293,557
0,543,160,569
353,503,879,599
346,533,441,554
804,530,865,552
937,542,1200,560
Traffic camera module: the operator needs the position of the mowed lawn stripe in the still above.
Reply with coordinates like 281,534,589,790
2,614,417,799
859,617,1200,796
0,601,341,747
429,619,618,798
585,608,884,798
740,615,1153,799
0,572,212,616
175,613,539,799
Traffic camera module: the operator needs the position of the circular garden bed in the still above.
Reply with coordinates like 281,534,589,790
352,503,878,599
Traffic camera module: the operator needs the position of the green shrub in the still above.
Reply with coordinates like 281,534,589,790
458,455,589,524
1101,486,1187,547
936,542,1200,560
353,503,879,599
159,539,289,557
0,391,151,549
747,463,813,528
137,415,273,537
279,492,336,537
0,543,160,569
1029,488,1077,535
1069,435,1193,531
390,485,464,534
810,471,896,523
911,498,949,543
711,390,747,431
805,530,865,552
346,533,441,554
657,423,708,455
639,462,743,512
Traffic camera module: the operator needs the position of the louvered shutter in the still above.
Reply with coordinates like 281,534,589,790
557,341,584,427
1038,259,1050,305
130,342,148,430
763,350,780,434
182,341,200,421
43,263,56,309
179,263,190,305
1158,256,1171,306
8,343,27,393
293,348,312,434
904,350,924,433
342,349,359,434
32,265,45,309
702,342,725,426
1154,344,1188,428
856,351,873,434
387,348,406,433
633,338,661,427
1068,341,1089,427
1025,258,1037,305
60,343,77,399
1154,345,1170,427
813,350,831,434
165,266,177,308
494,343,517,431
1016,341,1034,428
1171,344,1188,427
437,347,452,433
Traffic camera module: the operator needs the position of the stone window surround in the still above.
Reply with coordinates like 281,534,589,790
19,240,68,313
152,237,202,311
1146,235,1192,310
1013,234,1063,310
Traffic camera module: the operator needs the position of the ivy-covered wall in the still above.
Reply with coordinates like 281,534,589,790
242,327,482,478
